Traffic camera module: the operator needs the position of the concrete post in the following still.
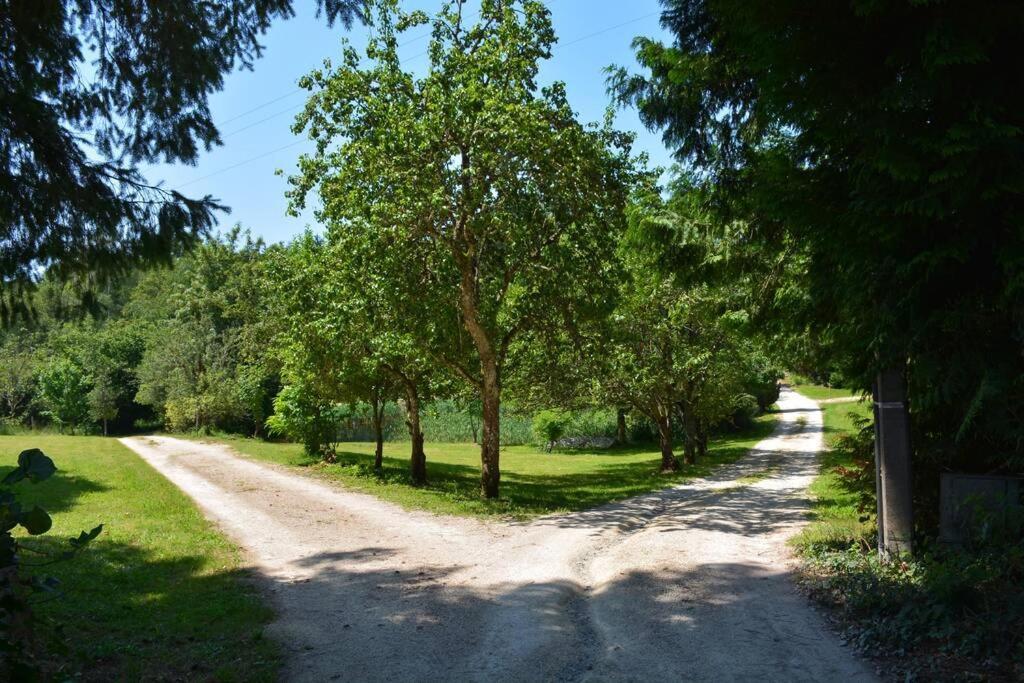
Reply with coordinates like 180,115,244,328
874,367,914,557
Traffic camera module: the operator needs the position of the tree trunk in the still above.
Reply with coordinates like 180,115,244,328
656,413,680,472
677,409,695,466
372,389,384,471
480,360,501,498
616,407,628,445
103,418,108,437
404,383,426,485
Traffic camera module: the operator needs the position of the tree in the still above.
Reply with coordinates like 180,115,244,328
288,0,640,498
87,377,118,436
0,3,362,666
0,0,366,319
599,273,744,470
0,332,39,423
267,234,429,480
132,231,275,433
614,0,1024,545
36,359,91,432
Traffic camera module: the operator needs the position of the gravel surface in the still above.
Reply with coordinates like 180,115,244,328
120,387,876,682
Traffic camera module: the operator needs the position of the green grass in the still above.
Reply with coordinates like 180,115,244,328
2,435,278,681
790,385,874,550
787,380,860,402
203,414,778,519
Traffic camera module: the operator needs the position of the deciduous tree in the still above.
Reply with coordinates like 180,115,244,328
288,0,639,497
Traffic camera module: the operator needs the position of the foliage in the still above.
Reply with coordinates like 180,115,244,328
0,0,367,320
265,383,342,459
35,360,91,433
830,414,877,521
729,394,759,430
1,448,101,679
288,0,643,497
86,378,119,435
531,410,569,452
802,541,1024,680
793,389,1024,679
0,333,39,423
615,0,1024,499
132,230,278,435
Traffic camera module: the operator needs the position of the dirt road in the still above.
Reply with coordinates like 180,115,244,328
120,388,875,681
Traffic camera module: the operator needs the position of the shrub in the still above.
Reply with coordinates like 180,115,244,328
532,410,569,452
564,408,618,440
730,393,760,429
831,413,877,521
266,384,342,459
802,540,1024,680
744,364,782,412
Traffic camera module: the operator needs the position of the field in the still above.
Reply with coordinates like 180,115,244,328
206,413,778,518
1,435,278,680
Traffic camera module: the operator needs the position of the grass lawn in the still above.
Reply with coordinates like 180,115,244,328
204,413,778,519
787,379,861,402
790,385,875,550
2,435,279,681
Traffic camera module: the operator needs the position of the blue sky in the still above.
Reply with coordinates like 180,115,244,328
146,1,671,245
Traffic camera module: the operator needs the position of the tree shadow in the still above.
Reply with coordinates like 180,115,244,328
317,418,779,516
21,538,277,681
253,545,868,682
0,466,108,514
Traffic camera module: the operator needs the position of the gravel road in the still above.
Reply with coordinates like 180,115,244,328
120,387,876,682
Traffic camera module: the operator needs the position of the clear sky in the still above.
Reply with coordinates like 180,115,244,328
145,1,671,245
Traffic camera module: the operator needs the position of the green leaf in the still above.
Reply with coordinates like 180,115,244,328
20,506,52,535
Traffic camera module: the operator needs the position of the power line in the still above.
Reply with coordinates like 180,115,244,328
221,103,305,139
174,140,304,190
217,88,304,127
558,11,660,48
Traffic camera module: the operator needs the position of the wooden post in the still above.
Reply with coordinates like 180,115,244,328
874,367,914,557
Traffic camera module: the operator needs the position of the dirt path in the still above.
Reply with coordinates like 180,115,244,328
120,388,875,681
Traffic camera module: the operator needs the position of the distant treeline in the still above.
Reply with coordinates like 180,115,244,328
0,228,780,450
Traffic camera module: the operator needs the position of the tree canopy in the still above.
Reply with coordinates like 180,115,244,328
613,0,1024,478
0,0,366,320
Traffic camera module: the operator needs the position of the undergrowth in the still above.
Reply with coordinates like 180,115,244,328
794,385,1024,680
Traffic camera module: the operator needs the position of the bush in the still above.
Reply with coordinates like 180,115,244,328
266,384,343,459
532,410,569,452
730,393,760,429
563,408,618,440
831,413,877,522
802,540,1024,680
